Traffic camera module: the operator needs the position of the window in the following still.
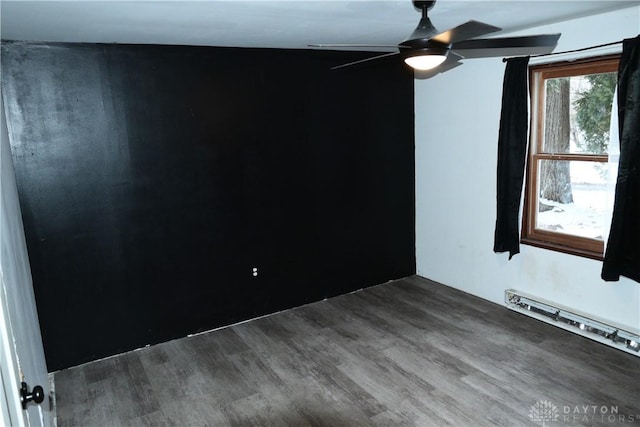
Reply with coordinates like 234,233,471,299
522,56,619,259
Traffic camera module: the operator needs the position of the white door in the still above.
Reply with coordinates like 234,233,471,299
1,278,29,427
1,91,51,427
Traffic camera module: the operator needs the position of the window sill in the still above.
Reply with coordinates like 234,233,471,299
520,237,604,261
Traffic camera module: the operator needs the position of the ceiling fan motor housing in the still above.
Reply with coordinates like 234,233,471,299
403,1,450,52
403,16,443,47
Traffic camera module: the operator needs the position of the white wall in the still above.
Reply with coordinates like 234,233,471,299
415,6,640,333
1,90,50,425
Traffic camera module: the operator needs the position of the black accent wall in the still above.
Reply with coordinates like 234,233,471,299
1,42,415,371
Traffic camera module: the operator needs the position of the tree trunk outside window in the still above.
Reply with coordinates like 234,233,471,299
540,77,573,204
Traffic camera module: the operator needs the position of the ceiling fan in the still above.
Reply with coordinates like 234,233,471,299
309,0,560,76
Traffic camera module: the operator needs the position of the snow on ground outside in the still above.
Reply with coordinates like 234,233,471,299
536,161,615,241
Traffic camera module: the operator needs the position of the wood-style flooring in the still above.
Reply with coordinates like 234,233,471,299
54,276,640,426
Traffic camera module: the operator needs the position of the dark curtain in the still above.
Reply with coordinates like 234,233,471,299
602,35,640,283
494,57,530,259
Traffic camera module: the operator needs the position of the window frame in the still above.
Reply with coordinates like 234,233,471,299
522,55,620,260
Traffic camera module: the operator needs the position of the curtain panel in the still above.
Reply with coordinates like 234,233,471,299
602,35,640,283
494,57,530,259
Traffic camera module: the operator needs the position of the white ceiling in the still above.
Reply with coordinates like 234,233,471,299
1,1,638,52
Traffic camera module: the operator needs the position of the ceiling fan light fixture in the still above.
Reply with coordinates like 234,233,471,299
404,49,448,70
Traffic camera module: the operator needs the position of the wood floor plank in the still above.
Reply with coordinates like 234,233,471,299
54,275,640,426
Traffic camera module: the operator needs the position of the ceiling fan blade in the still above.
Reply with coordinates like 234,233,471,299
431,20,501,45
451,34,561,58
308,43,400,49
413,52,464,79
331,51,400,70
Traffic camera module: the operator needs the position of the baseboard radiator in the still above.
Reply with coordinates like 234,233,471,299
505,289,640,356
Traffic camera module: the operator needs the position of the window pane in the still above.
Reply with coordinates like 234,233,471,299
536,159,610,240
542,72,616,155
